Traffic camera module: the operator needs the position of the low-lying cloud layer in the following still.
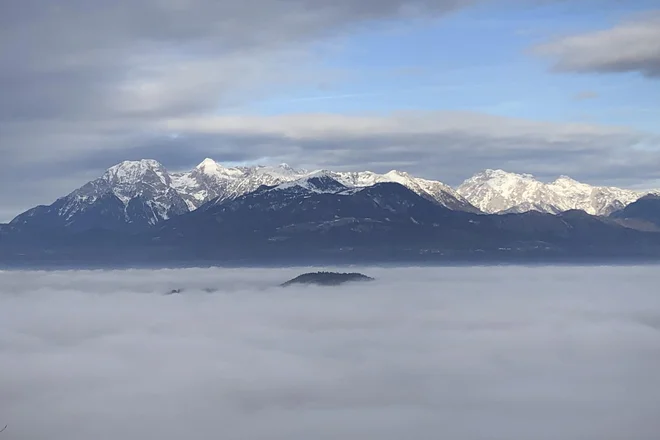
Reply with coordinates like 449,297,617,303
1,266,659,440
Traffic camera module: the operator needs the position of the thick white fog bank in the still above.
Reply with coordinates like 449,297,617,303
1,266,659,440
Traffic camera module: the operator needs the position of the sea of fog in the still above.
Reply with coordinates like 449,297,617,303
1,265,659,440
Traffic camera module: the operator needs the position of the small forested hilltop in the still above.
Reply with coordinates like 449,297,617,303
281,272,374,287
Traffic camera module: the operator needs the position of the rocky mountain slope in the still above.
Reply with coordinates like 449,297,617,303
610,195,660,229
11,160,189,232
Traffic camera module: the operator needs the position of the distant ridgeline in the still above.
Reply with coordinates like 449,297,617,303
281,272,375,287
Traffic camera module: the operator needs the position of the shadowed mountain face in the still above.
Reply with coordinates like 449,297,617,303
281,272,375,287
151,180,489,253
154,179,655,250
610,195,660,228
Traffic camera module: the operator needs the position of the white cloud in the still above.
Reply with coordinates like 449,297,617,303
535,12,660,77
1,266,659,439
162,110,634,139
156,111,659,185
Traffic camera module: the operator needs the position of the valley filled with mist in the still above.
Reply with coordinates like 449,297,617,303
1,265,659,439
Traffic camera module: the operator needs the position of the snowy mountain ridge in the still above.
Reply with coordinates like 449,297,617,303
174,159,477,213
11,160,655,232
457,169,645,216
170,159,306,210
11,158,478,231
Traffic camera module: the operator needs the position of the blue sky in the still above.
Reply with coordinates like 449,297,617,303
250,1,660,132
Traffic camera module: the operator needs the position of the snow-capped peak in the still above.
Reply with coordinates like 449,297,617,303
192,158,245,180
252,163,306,179
103,159,168,186
383,170,412,181
472,169,537,183
196,158,219,171
458,169,645,216
105,159,164,175
14,159,189,230
552,175,582,185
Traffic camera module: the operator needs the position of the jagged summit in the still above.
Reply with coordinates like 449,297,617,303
469,169,538,182
192,158,243,178
110,159,162,167
103,159,168,184
105,159,164,173
278,163,295,171
109,158,163,169
252,163,307,179
478,169,535,179
195,158,222,175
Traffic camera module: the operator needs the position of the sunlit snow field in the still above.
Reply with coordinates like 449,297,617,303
1,266,659,440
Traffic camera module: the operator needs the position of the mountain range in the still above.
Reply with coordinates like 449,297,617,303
3,158,660,266
10,158,481,232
